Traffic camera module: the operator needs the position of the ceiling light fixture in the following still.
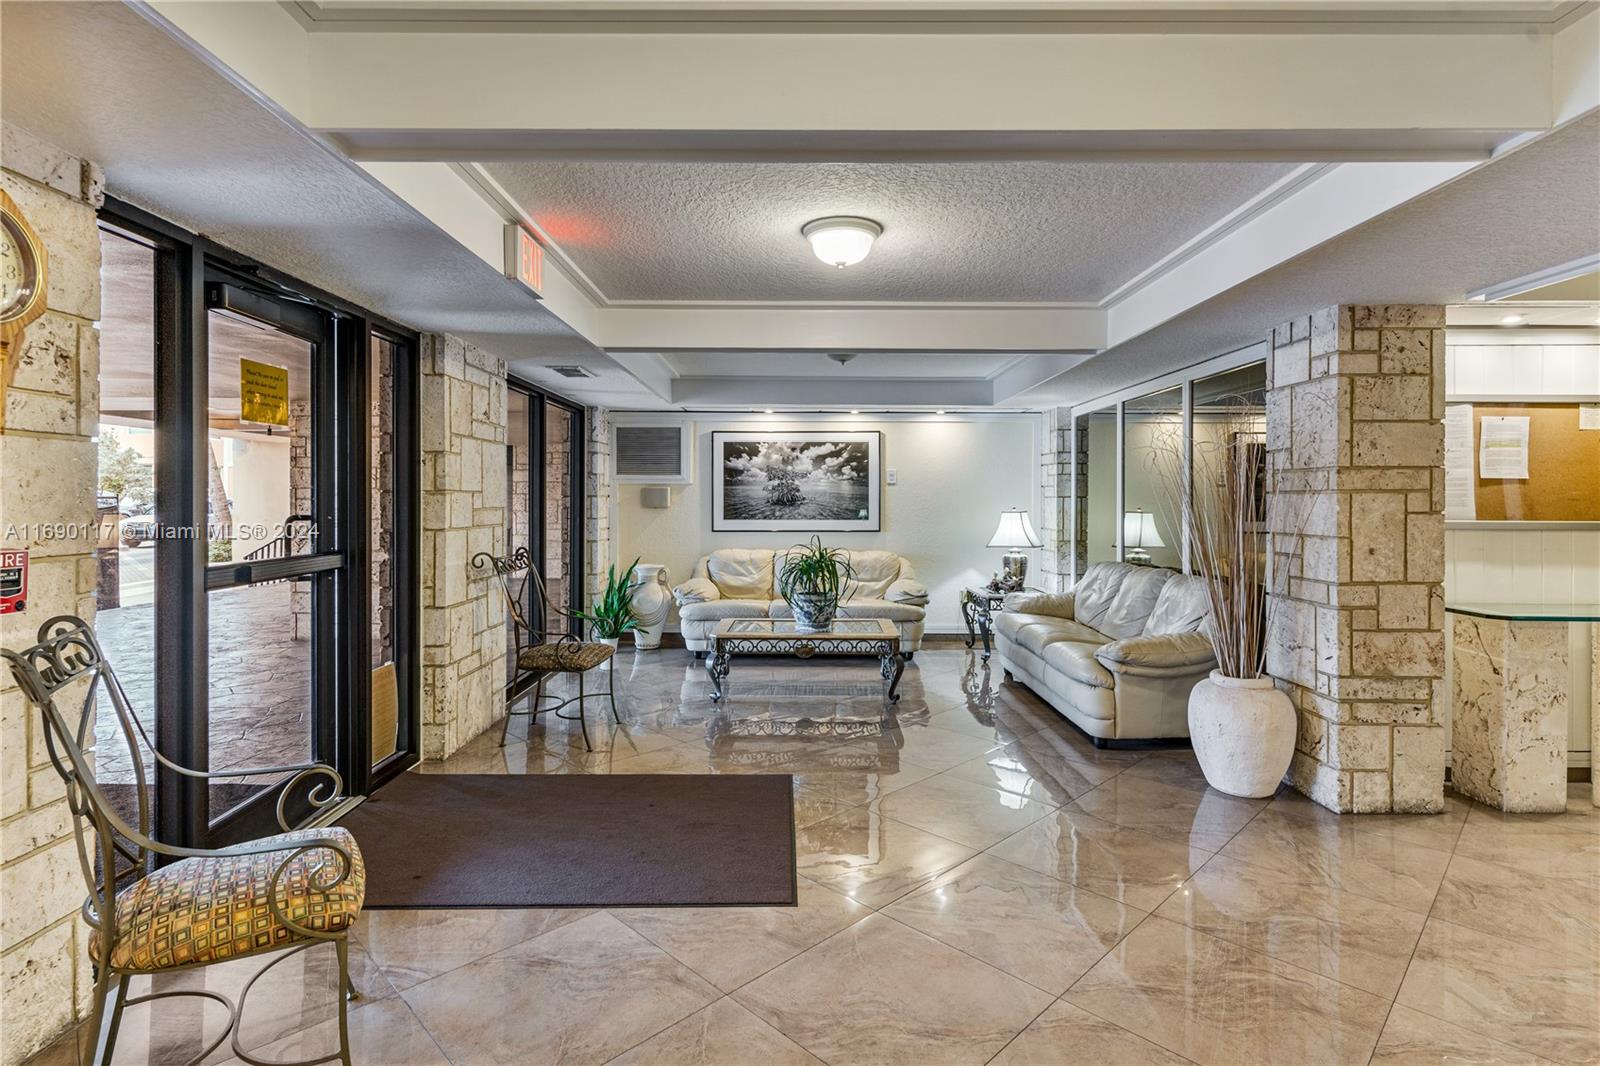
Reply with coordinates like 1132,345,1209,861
765,408,774,414
802,216,882,268
1500,314,1524,325
935,410,947,415
850,409,860,414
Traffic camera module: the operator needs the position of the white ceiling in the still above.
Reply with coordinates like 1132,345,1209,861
0,0,651,404
484,160,1299,304
661,350,1024,378
1024,111,1600,406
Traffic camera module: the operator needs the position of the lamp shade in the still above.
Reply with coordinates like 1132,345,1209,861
1123,510,1165,549
988,509,1042,549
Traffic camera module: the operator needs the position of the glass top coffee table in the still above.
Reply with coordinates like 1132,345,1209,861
707,617,905,704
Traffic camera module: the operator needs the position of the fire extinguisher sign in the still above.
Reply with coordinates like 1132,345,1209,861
0,549,28,614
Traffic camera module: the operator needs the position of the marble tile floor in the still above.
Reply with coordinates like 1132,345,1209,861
30,648,1599,1066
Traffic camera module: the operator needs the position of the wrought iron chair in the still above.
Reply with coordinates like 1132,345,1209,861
474,546,620,752
1,616,364,1066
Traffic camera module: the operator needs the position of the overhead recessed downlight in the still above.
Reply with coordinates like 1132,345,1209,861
935,410,947,415
1500,314,1524,325
802,217,882,268
765,408,775,414
850,409,860,414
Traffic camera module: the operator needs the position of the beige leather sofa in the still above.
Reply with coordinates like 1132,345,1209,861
671,548,929,655
994,561,1216,745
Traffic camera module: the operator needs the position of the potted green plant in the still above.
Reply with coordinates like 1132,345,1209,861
575,557,640,649
778,536,854,632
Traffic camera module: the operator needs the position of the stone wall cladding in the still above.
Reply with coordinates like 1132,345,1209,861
0,125,104,1066
584,407,612,609
1037,408,1070,592
419,334,507,761
1265,305,1447,814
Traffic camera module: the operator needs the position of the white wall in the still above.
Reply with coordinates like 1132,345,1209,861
1445,323,1600,764
614,414,1041,632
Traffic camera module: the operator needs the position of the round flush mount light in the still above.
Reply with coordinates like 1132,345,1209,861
802,216,882,268
1500,314,1524,325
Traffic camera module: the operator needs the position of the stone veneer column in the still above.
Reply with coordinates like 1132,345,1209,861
419,334,507,761
1265,305,1447,814
0,126,103,1066
1037,408,1070,592
583,407,613,609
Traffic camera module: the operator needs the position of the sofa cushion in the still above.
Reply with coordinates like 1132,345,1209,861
672,576,721,605
707,549,775,600
1096,631,1215,672
840,550,903,600
678,599,771,623
1073,562,1177,640
1016,618,1109,656
1041,640,1115,689
1003,590,1075,618
1143,573,1211,636
770,598,925,623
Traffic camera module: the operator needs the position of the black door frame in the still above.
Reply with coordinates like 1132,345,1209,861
99,198,422,848
506,377,586,632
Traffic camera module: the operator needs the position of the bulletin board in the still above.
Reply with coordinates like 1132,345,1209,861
1468,403,1600,521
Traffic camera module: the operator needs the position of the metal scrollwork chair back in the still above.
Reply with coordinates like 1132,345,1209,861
474,546,621,751
1,615,364,1066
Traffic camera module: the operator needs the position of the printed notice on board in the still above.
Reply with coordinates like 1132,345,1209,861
1580,405,1600,431
1479,415,1530,480
1443,404,1475,520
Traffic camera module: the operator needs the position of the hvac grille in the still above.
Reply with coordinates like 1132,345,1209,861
550,365,595,379
615,426,685,478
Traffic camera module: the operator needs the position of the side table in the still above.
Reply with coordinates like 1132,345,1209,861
959,587,1008,661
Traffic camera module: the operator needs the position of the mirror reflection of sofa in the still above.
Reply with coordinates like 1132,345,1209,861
671,548,929,655
994,561,1216,746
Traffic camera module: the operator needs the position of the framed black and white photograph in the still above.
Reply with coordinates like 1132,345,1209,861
712,431,881,532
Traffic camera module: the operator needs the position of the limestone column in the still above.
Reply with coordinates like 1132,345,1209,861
1265,306,1447,813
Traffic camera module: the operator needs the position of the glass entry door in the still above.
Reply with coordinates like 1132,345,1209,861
504,383,584,667
94,204,419,850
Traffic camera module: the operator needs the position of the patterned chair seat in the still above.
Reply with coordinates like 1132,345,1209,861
93,827,365,972
517,641,615,673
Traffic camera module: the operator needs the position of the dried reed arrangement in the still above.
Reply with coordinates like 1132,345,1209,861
1144,398,1286,680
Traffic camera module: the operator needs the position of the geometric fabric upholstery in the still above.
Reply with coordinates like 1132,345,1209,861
93,827,365,972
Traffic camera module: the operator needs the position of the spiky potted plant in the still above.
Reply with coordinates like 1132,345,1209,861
575,557,641,649
1150,397,1304,798
778,536,854,632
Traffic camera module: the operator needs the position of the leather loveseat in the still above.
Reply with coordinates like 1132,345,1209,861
994,561,1216,744
671,548,929,654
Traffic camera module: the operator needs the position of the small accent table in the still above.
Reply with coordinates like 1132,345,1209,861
1446,601,1600,812
707,617,904,704
960,588,1007,660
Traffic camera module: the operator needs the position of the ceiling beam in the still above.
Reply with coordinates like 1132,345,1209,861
671,375,998,407
295,26,1554,148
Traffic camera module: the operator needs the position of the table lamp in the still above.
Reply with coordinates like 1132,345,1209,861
1123,509,1164,565
988,509,1042,590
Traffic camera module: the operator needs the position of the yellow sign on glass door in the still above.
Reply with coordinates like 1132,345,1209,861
240,358,289,426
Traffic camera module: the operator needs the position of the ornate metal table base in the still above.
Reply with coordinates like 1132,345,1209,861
707,619,905,705
961,587,1007,661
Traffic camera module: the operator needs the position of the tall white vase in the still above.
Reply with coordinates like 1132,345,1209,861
629,564,671,650
1188,670,1297,799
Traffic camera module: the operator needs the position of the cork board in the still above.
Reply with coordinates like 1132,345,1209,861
1471,403,1600,521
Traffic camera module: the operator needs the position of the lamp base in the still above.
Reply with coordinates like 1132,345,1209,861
1000,551,1029,591
1126,547,1152,566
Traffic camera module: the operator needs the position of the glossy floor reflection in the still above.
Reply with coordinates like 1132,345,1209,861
40,648,1599,1066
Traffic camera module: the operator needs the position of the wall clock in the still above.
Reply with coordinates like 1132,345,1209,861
0,187,50,430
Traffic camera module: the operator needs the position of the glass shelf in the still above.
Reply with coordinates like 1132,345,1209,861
1444,602,1600,623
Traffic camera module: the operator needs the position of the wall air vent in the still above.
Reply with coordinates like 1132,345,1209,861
550,365,595,379
614,423,692,484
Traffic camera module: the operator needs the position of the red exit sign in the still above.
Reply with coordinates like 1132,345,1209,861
503,224,544,297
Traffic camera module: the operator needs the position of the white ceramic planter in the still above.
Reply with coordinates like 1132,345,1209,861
1188,670,1296,799
628,564,671,650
